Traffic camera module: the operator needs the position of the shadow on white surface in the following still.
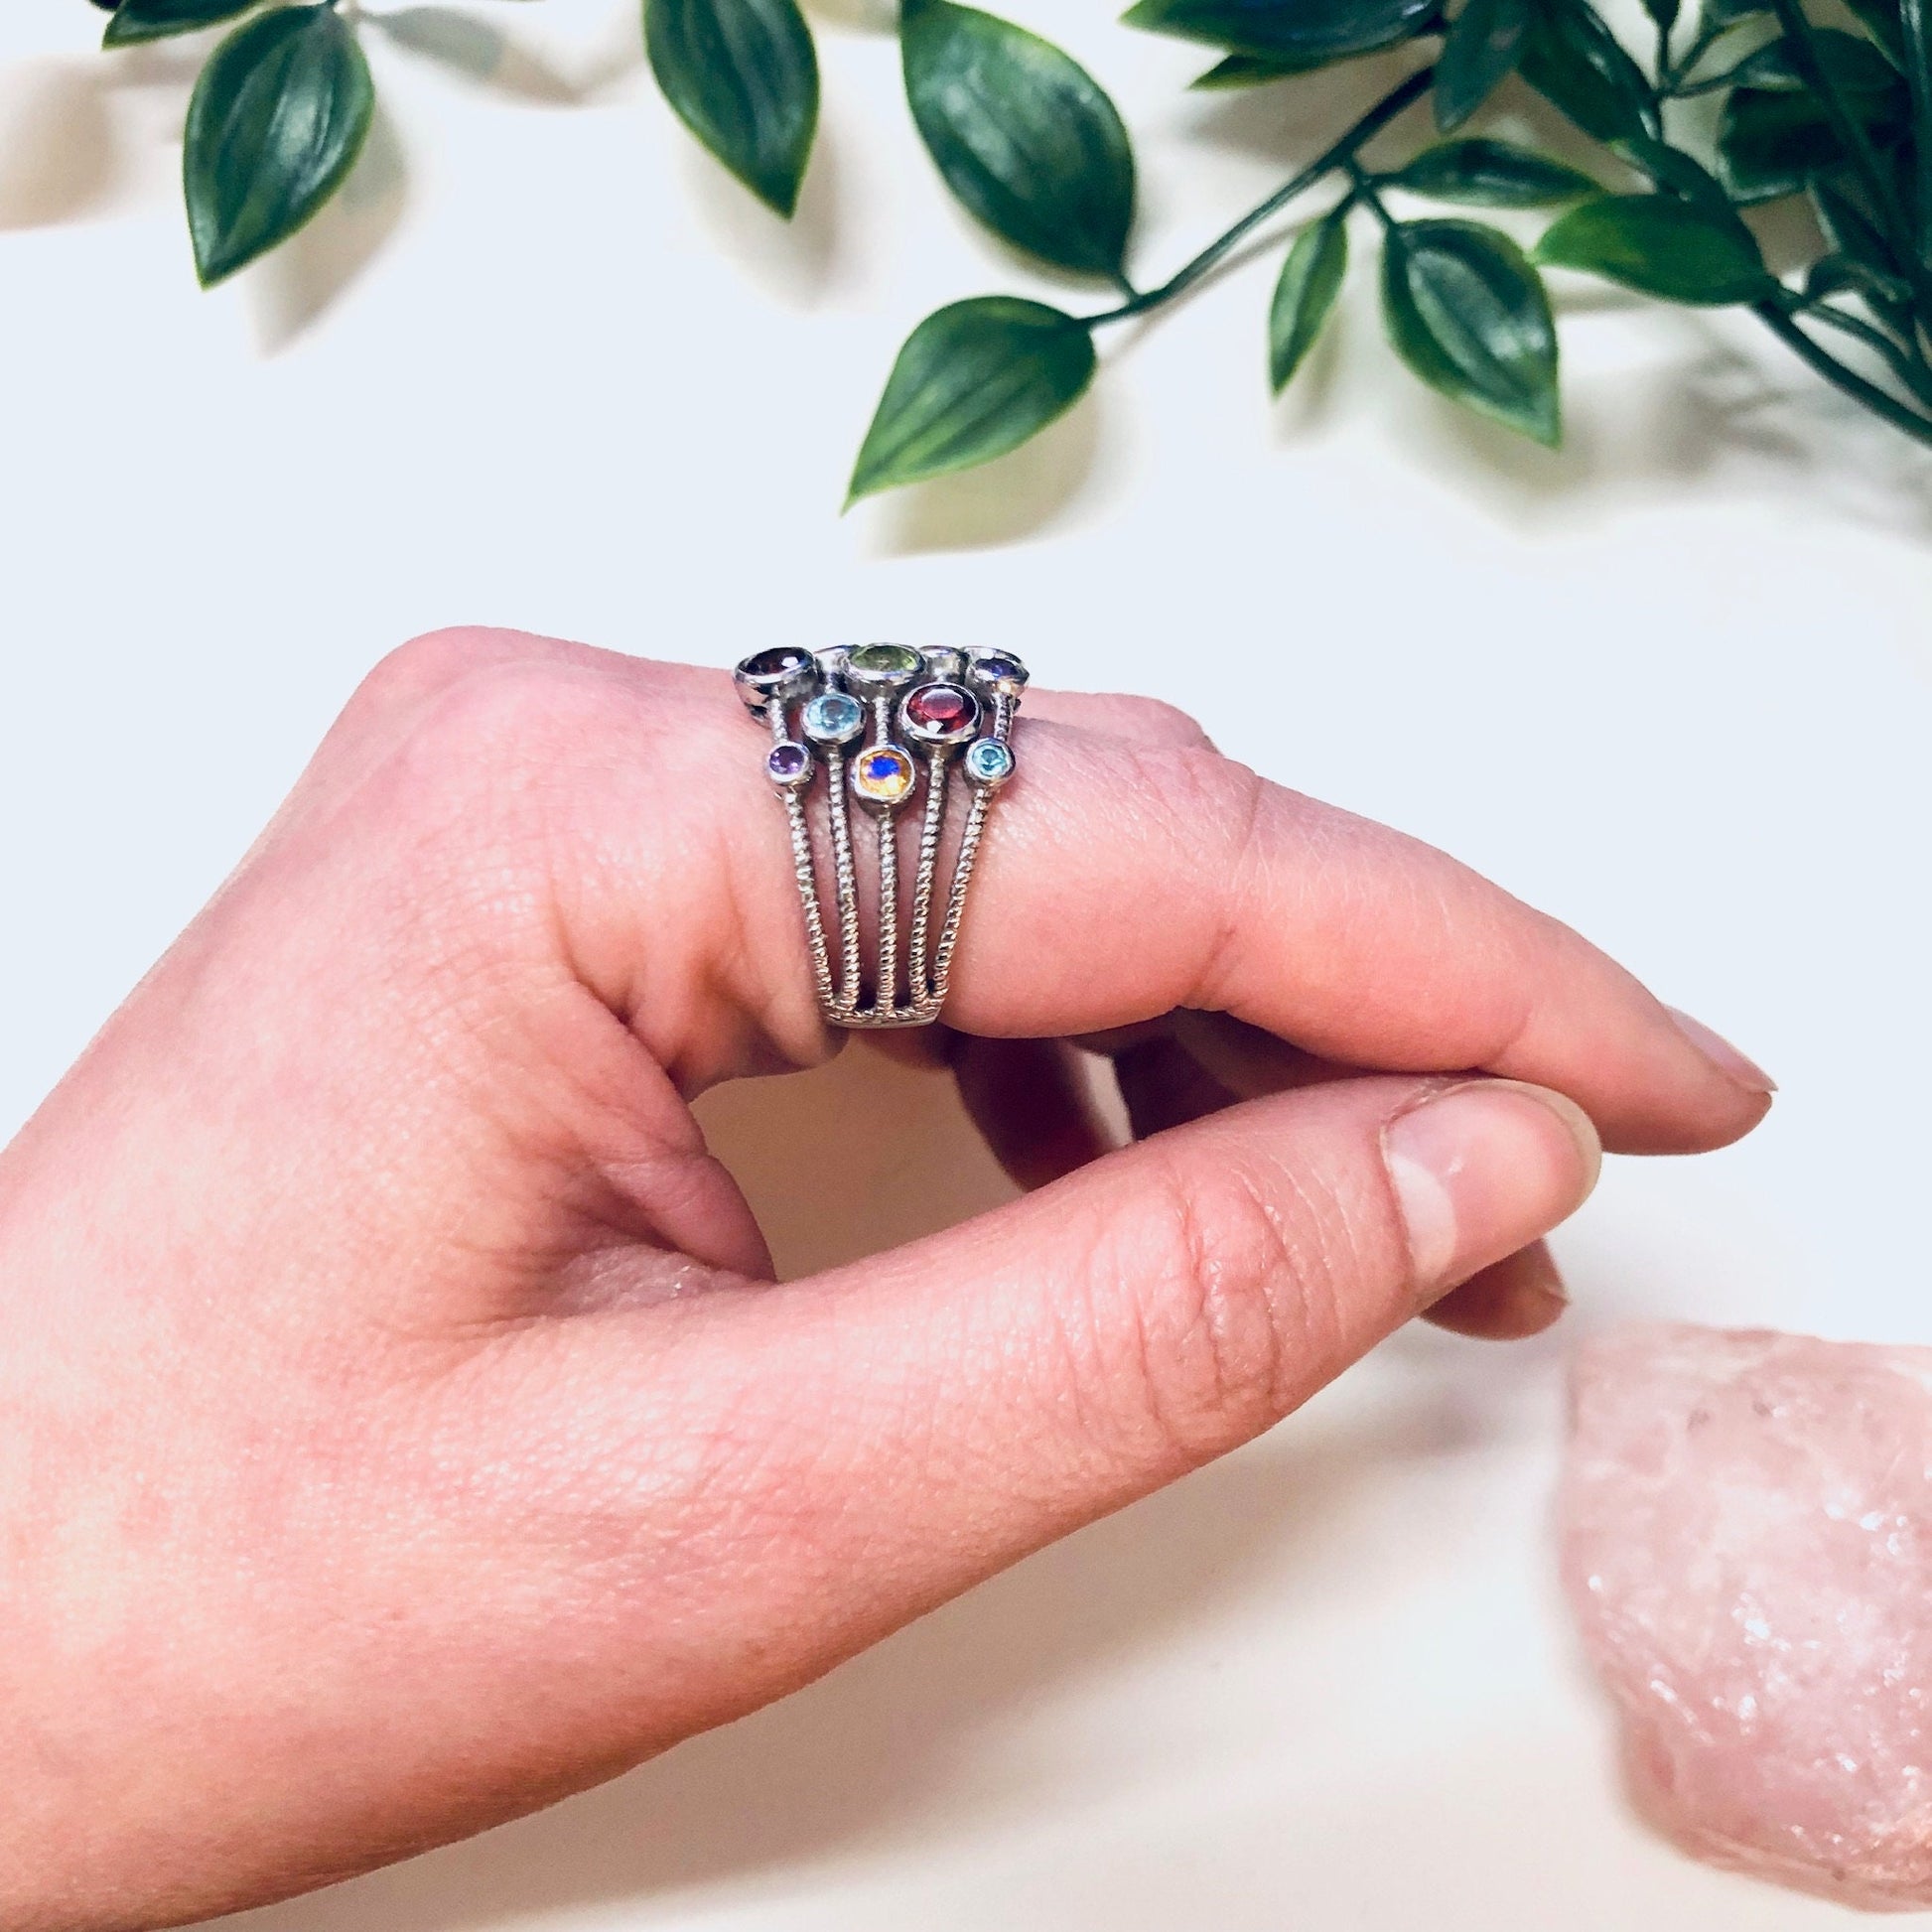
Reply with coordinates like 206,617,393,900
0,60,120,230
251,103,411,352
369,8,585,104
865,386,1123,555
678,114,849,310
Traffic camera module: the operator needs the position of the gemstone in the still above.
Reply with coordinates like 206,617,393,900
902,682,980,745
965,739,1014,787
851,745,913,806
968,649,1029,697
906,683,972,729
765,742,811,786
846,643,923,683
739,646,812,681
802,692,865,744
1563,1323,1932,1909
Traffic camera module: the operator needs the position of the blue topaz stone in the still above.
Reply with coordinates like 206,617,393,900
964,739,1014,788
802,691,865,745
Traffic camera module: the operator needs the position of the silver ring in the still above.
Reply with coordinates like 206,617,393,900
734,642,1028,1028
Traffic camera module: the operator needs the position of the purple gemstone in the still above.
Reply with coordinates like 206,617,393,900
741,646,811,681
976,654,1023,682
766,742,809,781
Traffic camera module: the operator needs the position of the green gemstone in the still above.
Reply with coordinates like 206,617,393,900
848,643,922,678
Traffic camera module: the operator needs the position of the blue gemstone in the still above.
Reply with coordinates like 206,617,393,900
966,740,1014,785
803,692,865,743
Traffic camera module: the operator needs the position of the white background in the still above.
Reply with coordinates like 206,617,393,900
0,0,1927,1921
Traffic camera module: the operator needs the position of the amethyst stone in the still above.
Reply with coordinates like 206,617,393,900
765,741,811,787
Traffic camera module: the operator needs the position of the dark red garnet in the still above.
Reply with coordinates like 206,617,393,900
906,683,974,730
742,646,810,680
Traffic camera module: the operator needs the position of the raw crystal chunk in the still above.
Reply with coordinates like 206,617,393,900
1563,1323,1932,1910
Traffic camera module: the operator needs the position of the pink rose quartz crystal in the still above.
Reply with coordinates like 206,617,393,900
1562,1323,1932,1910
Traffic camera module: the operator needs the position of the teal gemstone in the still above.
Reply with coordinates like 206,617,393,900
803,692,865,744
965,739,1014,787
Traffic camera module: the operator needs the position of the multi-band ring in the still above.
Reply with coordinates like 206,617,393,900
734,642,1028,1028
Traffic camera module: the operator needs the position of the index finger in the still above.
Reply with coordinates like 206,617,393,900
932,713,1770,1154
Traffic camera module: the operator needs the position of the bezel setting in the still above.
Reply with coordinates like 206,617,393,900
966,648,1030,701
844,642,925,695
732,643,1027,1028
734,645,818,712
850,743,915,811
802,691,867,745
901,681,982,747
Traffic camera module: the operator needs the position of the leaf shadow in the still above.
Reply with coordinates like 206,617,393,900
1381,301,1932,536
863,381,1126,554
678,112,848,307
0,60,124,230
366,7,585,104
249,100,409,351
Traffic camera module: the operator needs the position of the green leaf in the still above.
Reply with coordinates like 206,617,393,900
1270,209,1348,390
1122,0,1437,60
1703,0,1768,23
1435,0,1531,129
1845,0,1906,68
1380,217,1560,443
183,5,374,287
645,0,818,216
1812,172,1902,276
1898,0,1932,256
1190,47,1342,82
1617,132,1740,219
1518,0,1655,143
849,297,1097,502
900,0,1134,280
104,0,256,48
1717,83,1903,201
1721,28,1899,91
1536,192,1770,300
1393,136,1598,204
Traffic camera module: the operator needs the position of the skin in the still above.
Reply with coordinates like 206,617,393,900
0,630,1773,1930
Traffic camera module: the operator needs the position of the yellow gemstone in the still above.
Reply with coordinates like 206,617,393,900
851,745,913,805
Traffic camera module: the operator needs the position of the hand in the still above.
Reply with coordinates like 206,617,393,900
0,630,1771,1930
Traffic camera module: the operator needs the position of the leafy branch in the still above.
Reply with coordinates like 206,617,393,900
84,0,1932,500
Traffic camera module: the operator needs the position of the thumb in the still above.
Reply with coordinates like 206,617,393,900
717,1072,1599,1627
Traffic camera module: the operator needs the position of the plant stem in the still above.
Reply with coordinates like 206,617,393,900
1753,297,1932,442
1784,289,1932,402
1085,65,1434,329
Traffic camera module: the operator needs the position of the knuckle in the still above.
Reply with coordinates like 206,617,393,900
347,626,561,730
1101,693,1217,751
384,654,617,830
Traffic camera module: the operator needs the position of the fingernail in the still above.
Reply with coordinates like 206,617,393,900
1383,1081,1602,1304
1666,1008,1777,1095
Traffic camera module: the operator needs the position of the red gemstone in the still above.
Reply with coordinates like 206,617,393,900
906,683,973,730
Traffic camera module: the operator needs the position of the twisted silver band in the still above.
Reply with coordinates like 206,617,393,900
734,642,1027,1028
